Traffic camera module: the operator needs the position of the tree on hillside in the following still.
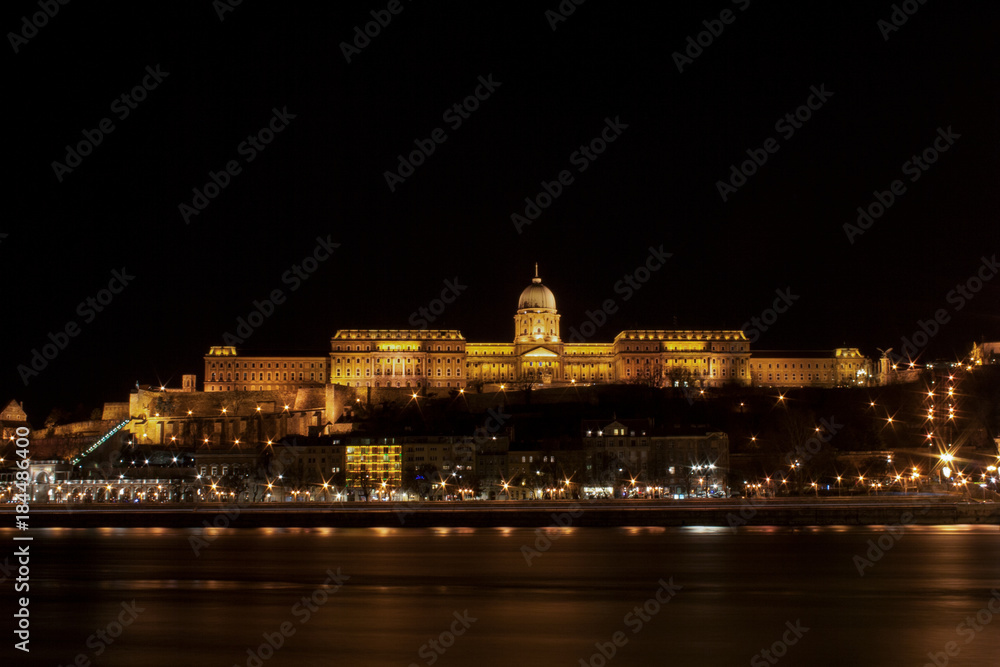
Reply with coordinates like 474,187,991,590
44,407,70,428
509,377,535,392
774,408,823,495
629,365,666,388
151,394,177,417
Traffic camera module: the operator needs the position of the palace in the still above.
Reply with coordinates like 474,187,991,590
203,265,753,392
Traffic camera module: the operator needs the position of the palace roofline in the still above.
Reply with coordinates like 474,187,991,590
753,349,863,358
332,329,465,339
206,346,326,357
614,329,748,341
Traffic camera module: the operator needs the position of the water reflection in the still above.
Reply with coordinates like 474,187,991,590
13,525,1000,667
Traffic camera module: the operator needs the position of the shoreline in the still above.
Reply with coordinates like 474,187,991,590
5,498,998,528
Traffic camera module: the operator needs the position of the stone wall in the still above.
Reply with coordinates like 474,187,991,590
51,419,116,436
129,386,318,419
102,403,130,421
294,387,327,411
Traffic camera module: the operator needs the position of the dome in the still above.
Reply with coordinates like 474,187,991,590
518,265,556,310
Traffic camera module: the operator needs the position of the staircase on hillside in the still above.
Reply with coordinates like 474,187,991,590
70,418,132,466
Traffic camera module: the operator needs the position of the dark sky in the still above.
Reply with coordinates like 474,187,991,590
5,1,998,422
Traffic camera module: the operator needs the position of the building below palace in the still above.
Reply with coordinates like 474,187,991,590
970,341,1000,365
1,400,29,443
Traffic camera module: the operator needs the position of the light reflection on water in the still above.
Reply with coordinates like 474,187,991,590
9,525,999,667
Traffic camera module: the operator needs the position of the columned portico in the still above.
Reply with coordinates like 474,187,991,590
518,346,561,383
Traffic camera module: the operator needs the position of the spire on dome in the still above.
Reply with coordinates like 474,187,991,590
518,265,556,310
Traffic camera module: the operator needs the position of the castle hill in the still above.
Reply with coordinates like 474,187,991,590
3,270,998,527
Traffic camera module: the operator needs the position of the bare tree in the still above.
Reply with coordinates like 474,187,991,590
151,394,177,417
628,365,666,388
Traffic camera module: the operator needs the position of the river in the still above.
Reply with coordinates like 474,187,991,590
8,525,1000,666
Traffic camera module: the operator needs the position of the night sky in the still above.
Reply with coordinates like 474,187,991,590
5,1,998,422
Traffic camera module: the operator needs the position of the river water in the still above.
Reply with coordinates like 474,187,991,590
9,525,1000,666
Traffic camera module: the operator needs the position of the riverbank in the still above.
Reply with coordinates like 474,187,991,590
6,497,998,528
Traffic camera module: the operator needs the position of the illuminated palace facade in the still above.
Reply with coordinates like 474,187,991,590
203,268,752,391
462,268,751,387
